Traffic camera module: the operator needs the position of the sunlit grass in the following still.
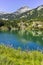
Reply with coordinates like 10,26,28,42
0,44,43,65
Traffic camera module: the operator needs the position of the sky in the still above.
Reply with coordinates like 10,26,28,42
0,0,43,12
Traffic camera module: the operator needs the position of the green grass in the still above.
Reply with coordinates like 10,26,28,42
0,44,43,65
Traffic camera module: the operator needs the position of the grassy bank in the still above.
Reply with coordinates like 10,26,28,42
0,45,43,65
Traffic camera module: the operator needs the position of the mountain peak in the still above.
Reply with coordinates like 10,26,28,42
16,6,30,14
18,6,30,10
37,5,43,10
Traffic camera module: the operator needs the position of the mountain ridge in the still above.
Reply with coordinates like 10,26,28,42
0,5,43,20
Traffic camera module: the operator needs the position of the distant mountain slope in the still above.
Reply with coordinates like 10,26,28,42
0,5,43,20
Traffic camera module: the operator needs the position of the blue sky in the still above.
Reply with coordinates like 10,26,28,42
0,0,43,12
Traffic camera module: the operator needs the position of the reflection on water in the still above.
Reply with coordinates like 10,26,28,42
17,30,43,45
0,30,43,51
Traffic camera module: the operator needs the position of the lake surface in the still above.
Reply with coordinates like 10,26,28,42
0,31,43,51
